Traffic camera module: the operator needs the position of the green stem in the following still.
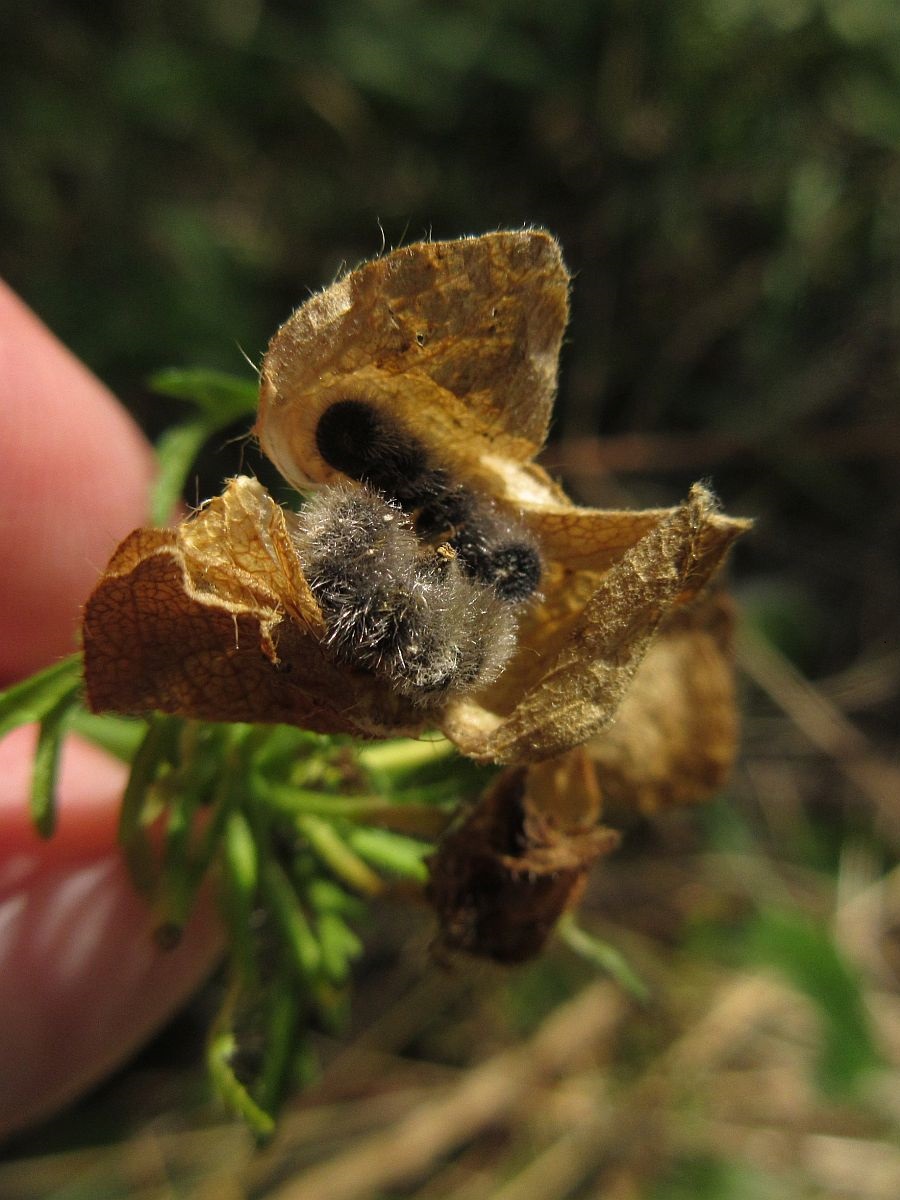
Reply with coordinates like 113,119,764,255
557,914,650,1004
296,814,384,896
207,1029,275,1140
30,683,80,837
355,735,455,776
118,714,182,894
261,858,322,979
252,777,450,836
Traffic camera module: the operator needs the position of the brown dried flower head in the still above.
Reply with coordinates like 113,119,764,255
82,228,748,758
83,231,751,962
427,745,620,962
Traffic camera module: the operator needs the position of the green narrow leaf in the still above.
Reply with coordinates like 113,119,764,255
119,715,182,842
296,813,384,894
747,908,882,1094
158,723,239,926
150,418,210,524
29,684,80,838
316,911,363,985
253,777,446,834
159,777,206,930
355,735,457,787
222,810,260,987
149,367,259,421
306,876,365,919
257,975,300,1117
225,808,259,897
187,724,267,891
68,709,148,761
119,715,183,893
0,655,82,737
261,858,322,978
343,823,432,882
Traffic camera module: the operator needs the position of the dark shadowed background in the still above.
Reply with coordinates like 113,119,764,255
2,2,899,1196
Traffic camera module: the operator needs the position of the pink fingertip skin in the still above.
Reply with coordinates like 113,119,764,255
0,729,224,1139
0,279,156,683
0,727,125,861
0,282,223,1139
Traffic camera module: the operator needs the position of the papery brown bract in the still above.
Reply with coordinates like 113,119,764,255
254,231,749,765
257,232,569,497
428,748,619,963
84,230,749,775
587,589,740,815
438,483,746,765
83,476,424,738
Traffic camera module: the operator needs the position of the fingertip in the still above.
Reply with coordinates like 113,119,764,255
0,726,225,1138
0,728,127,871
0,846,223,1140
0,280,156,682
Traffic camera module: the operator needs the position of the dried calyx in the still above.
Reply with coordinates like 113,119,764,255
82,230,748,807
80,230,751,963
84,231,749,767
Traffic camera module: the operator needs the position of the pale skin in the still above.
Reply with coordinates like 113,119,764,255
0,280,223,1139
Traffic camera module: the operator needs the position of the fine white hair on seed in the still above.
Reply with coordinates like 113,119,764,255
292,485,518,704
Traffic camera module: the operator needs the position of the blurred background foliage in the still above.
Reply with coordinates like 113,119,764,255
2,0,899,677
2,1,899,1196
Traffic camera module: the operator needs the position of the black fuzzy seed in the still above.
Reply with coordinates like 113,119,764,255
316,399,449,507
450,506,542,602
481,542,543,602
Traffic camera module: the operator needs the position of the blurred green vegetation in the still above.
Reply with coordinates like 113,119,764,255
2,1,899,1193
3,0,899,681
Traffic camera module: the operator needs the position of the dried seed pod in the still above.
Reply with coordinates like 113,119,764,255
428,747,618,962
84,231,750,784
